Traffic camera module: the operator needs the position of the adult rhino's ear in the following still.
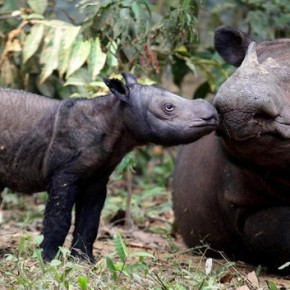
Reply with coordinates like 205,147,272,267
122,72,138,85
214,25,253,67
103,78,129,103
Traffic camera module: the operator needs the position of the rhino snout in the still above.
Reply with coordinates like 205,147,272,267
192,99,218,127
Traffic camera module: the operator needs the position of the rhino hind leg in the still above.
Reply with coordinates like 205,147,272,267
243,207,290,274
71,178,107,262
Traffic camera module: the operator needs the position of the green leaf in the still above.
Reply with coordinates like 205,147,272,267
25,13,45,20
33,234,44,246
23,24,44,63
266,280,279,290
78,276,88,290
106,256,116,271
50,259,62,267
39,28,63,83
129,252,156,260
66,36,91,78
18,236,26,253
32,248,46,273
58,26,81,77
181,0,190,10
27,0,48,14
106,41,119,67
140,187,166,199
106,256,118,281
64,68,91,87
115,152,135,178
113,232,128,263
36,75,56,97
89,37,107,80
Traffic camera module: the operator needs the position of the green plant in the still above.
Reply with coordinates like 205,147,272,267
0,0,209,96
106,232,155,281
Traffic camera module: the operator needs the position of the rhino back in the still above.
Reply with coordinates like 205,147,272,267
0,89,59,192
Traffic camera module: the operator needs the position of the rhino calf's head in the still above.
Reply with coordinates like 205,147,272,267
213,26,290,165
104,73,218,146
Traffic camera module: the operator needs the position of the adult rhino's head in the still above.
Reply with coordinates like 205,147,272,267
213,26,290,165
104,73,218,146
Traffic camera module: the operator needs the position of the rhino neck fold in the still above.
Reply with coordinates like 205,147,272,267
90,94,144,170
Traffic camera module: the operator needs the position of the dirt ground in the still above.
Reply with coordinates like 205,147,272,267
0,195,290,290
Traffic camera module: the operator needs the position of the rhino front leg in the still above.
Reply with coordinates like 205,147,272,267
71,179,107,262
243,207,290,274
41,174,79,261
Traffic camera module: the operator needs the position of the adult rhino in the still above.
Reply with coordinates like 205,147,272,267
173,26,290,273
0,73,217,262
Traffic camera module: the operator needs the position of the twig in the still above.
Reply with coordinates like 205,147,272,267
125,168,133,229
0,20,29,68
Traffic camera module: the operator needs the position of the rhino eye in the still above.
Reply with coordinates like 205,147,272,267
164,103,175,113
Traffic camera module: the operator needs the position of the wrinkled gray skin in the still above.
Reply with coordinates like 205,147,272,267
0,73,217,262
173,26,290,274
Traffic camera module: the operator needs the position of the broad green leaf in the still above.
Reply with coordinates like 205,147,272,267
39,28,63,83
64,68,91,87
60,26,80,50
89,37,106,80
27,0,47,14
23,24,44,63
58,26,80,77
66,36,91,78
181,0,190,10
113,232,128,263
106,41,119,67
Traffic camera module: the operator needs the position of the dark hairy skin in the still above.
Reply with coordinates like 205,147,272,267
0,73,218,262
173,26,290,274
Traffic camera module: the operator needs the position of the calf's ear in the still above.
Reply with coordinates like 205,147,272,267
103,78,129,103
214,25,253,67
122,72,138,85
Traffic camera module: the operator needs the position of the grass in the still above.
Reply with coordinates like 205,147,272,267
0,209,284,288
0,231,254,290
0,147,288,289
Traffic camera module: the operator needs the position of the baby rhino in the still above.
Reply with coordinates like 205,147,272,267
0,73,217,262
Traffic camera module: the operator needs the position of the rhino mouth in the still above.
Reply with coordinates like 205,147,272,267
189,118,218,128
216,110,287,142
217,121,290,142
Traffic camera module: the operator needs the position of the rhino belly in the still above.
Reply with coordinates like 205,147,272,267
0,129,53,193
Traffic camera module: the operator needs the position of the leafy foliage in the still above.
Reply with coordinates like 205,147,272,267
0,0,208,98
